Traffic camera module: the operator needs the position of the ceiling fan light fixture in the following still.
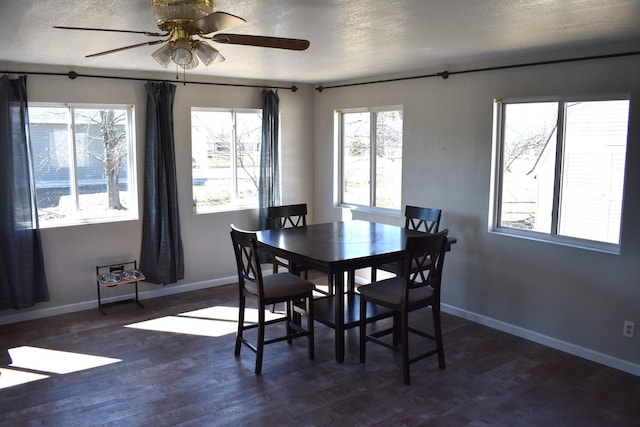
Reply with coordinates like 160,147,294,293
211,51,225,64
193,40,219,66
152,43,174,68
152,0,214,30
171,39,193,65
181,53,200,70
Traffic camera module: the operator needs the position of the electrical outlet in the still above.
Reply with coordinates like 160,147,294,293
623,321,635,338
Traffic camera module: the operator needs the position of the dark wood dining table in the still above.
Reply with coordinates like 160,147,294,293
256,220,455,363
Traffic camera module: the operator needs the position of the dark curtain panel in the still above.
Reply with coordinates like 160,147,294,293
139,81,184,284
0,75,49,309
258,89,281,230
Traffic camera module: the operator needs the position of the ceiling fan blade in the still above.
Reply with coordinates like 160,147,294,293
54,25,167,37
212,34,310,51
86,40,166,58
191,11,246,34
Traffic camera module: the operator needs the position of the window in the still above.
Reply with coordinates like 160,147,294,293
29,104,137,227
191,108,262,213
338,106,403,210
492,97,630,251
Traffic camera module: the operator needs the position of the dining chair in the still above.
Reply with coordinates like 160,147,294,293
230,224,315,375
267,203,337,295
370,205,442,283
267,203,312,312
267,203,309,277
358,229,449,385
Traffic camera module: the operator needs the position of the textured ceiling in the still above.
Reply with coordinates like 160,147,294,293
1,0,640,84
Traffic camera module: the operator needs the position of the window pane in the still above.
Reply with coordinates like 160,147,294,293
191,109,261,213
235,112,261,206
192,110,233,211
375,110,403,209
342,112,370,205
73,108,132,218
30,107,73,222
30,105,135,226
559,100,629,244
500,102,558,232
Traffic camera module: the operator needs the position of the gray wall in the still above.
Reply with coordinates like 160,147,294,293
312,54,640,374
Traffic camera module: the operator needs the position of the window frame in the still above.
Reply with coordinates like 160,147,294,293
336,105,403,213
191,107,264,214
490,95,630,254
29,102,138,228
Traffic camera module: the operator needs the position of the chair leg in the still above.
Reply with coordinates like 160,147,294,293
255,304,266,375
359,295,367,363
307,294,315,360
401,308,410,385
235,296,245,357
392,312,400,348
269,264,279,313
432,304,446,369
286,300,293,345
348,270,356,293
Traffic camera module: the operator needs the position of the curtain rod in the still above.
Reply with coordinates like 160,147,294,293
0,70,299,92
314,50,640,92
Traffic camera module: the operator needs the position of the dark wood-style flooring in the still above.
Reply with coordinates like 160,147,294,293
1,275,639,426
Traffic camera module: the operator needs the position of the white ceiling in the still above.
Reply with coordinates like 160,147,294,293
2,0,640,85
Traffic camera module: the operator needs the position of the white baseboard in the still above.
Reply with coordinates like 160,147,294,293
442,303,640,377
0,275,235,326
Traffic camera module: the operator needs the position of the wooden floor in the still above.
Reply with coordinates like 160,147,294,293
1,276,639,427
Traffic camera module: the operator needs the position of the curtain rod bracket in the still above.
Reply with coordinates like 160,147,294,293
316,86,324,92
291,85,298,92
438,70,449,79
68,71,78,80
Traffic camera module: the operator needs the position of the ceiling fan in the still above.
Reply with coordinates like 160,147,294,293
54,0,310,70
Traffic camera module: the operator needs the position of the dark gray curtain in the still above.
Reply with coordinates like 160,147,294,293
139,81,184,284
258,89,281,229
0,75,49,309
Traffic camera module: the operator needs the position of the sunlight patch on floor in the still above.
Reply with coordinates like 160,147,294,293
0,367,49,389
124,306,284,337
125,315,236,337
180,305,285,323
0,346,121,390
8,346,121,374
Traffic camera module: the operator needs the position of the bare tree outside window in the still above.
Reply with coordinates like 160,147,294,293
77,109,128,210
500,102,558,230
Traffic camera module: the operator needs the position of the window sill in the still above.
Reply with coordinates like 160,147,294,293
194,205,257,215
490,228,620,255
39,215,139,229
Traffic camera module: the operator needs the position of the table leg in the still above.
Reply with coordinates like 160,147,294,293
334,270,345,363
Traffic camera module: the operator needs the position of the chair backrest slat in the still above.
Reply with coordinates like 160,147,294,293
268,203,308,229
404,205,441,233
230,225,264,298
403,229,448,297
